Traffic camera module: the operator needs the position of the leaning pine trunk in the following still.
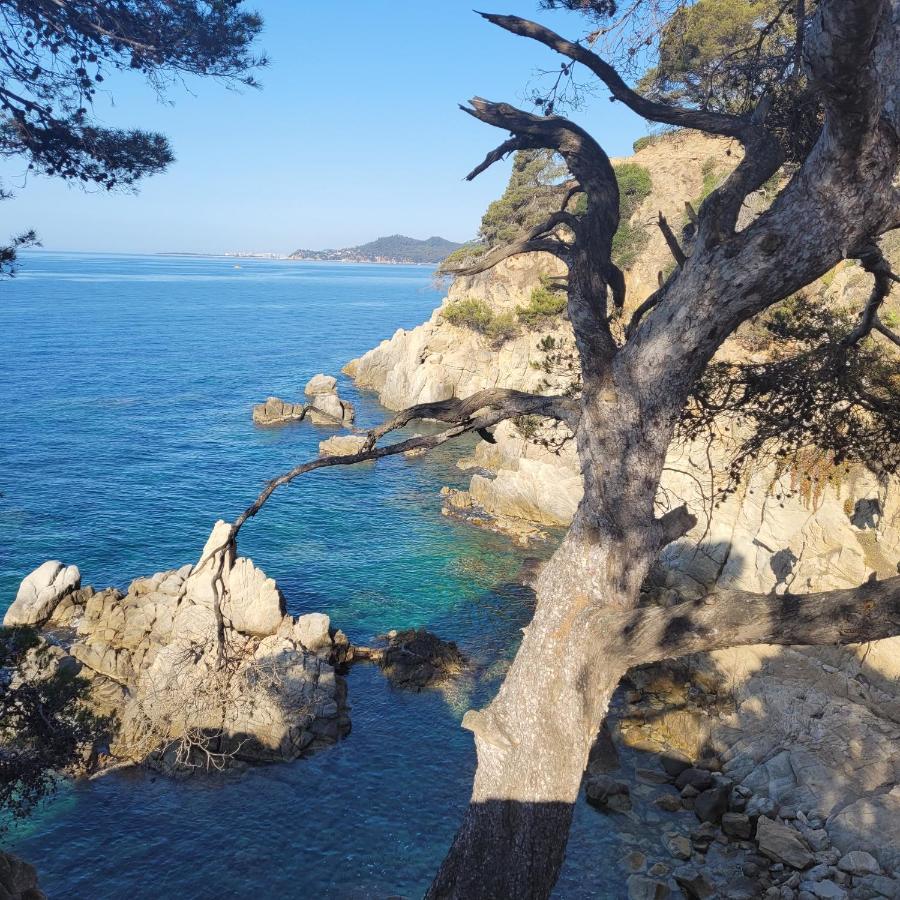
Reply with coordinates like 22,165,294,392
427,492,658,898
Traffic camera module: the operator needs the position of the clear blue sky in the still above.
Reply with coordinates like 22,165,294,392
0,1,648,254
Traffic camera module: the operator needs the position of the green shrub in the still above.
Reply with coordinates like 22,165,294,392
443,297,494,332
516,277,567,327
437,242,486,274
513,415,542,440
442,297,517,344
696,157,724,207
486,311,518,343
632,135,654,153
610,163,653,270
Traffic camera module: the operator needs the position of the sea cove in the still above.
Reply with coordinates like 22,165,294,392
0,252,620,898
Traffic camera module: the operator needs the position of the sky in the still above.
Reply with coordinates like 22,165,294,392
0,1,649,255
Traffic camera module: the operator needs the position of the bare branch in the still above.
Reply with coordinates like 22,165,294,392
462,98,617,210
444,236,571,276
234,390,576,535
618,574,900,666
842,244,897,347
874,317,900,349
465,136,532,182
657,211,686,267
477,12,753,139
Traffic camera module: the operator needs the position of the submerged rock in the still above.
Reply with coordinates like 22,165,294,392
3,560,81,627
586,774,632,813
367,628,465,690
0,850,45,900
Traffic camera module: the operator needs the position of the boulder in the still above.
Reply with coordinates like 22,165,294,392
319,434,368,457
798,880,847,900
374,628,465,690
627,874,671,900
837,851,880,876
663,832,692,860
307,392,355,426
757,816,814,870
223,557,285,636
660,751,693,778
722,812,754,840
4,560,81,626
304,373,337,396
252,397,306,426
676,768,714,792
0,850,45,900
674,867,715,899
695,784,731,824
585,774,632,813
293,613,331,653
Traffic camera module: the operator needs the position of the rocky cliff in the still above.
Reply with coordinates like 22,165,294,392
346,131,900,883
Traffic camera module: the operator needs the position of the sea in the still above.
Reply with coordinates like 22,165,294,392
0,252,632,898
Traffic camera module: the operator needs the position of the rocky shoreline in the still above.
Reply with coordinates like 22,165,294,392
3,525,465,780
340,132,900,894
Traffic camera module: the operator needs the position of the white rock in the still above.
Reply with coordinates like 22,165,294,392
307,392,355,426
184,520,235,610
304,373,337,396
319,434,368,457
4,560,81,626
224,557,285,636
293,613,331,652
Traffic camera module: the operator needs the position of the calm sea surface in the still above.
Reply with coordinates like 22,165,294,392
0,252,627,898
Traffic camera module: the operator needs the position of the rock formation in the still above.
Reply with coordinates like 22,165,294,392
252,396,306,426
344,130,900,883
252,374,355,428
10,523,350,770
3,560,81,627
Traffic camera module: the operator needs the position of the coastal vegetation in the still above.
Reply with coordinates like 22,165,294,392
0,626,107,831
291,234,462,265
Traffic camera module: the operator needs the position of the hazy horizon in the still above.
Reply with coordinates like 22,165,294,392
0,1,645,256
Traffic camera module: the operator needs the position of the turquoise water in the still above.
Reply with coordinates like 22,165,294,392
0,253,625,898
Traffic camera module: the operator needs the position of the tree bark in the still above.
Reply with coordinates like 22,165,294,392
426,1,900,896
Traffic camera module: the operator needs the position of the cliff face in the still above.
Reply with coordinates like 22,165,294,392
346,132,900,866
346,131,900,595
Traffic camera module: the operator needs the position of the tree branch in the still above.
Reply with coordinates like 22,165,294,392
842,244,897,347
874,317,900,349
617,575,900,666
478,12,754,139
233,390,577,535
657,211,686,267
443,236,571,276
461,98,617,209
465,136,535,182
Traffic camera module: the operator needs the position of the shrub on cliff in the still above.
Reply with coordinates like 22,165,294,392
610,163,653,269
442,298,518,343
517,278,568,327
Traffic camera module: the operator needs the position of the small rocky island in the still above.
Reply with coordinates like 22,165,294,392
3,522,464,775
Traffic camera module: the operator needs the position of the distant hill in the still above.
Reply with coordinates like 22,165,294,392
289,234,462,265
